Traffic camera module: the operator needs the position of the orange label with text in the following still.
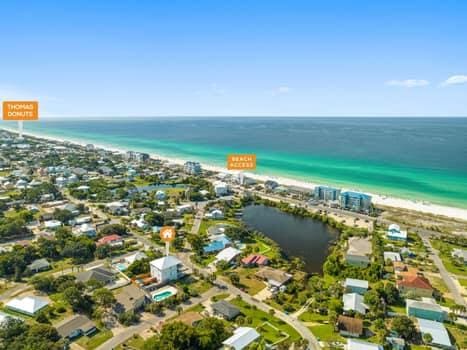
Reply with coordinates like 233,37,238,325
227,154,256,170
2,101,39,121
160,226,176,242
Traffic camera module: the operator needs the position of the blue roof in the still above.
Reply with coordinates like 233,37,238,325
204,240,227,253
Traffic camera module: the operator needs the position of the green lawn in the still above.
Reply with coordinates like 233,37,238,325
115,334,145,350
458,278,467,288
446,323,467,349
229,267,266,296
298,311,328,323
76,329,113,350
230,298,301,343
308,324,345,343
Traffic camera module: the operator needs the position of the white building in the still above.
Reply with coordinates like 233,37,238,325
205,209,224,219
417,318,453,349
222,327,260,350
214,181,229,196
44,220,62,230
346,339,383,350
150,256,182,284
387,224,407,241
343,293,368,315
215,247,241,264
6,296,49,316
384,251,402,262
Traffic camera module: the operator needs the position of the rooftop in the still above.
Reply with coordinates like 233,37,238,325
150,255,182,270
222,327,260,350
417,318,452,348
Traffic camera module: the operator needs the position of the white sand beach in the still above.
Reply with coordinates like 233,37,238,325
3,126,467,221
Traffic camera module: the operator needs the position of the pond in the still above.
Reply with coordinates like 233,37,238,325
242,204,339,273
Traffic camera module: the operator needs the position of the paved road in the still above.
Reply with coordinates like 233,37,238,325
418,232,466,307
95,286,222,350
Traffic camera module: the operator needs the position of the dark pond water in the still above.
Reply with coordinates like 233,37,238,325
242,204,339,273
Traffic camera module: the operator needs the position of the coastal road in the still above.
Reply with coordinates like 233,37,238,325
418,232,466,307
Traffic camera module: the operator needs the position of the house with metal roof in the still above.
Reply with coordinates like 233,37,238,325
222,327,260,350
76,267,116,285
344,278,369,295
406,298,446,322
5,296,49,316
27,258,51,273
417,318,453,349
346,339,383,350
387,224,407,241
343,293,368,315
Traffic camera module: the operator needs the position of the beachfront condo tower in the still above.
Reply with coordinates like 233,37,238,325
340,191,372,213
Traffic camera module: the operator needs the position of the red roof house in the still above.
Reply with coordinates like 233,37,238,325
97,234,123,247
397,275,433,297
241,254,269,267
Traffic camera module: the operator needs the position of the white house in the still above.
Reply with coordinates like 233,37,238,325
346,339,383,350
76,223,96,237
150,256,182,284
124,252,148,265
215,247,241,264
205,209,224,219
214,181,229,196
343,293,368,315
155,190,166,200
222,327,260,350
384,251,402,262
44,220,62,230
6,296,49,316
387,224,407,241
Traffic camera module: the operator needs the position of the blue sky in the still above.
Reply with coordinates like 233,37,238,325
1,0,466,117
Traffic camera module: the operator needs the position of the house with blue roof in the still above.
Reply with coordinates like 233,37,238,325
203,234,232,253
406,298,446,322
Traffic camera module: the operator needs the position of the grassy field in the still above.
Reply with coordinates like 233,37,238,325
446,323,467,349
431,240,467,277
308,324,345,342
230,298,301,343
115,334,145,349
230,267,266,296
198,219,236,235
76,329,113,349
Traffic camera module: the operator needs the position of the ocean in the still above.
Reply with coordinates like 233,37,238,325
4,117,467,209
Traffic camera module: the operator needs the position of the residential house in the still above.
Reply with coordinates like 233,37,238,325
417,318,453,349
451,248,467,265
214,181,229,196
343,293,368,315
241,254,269,267
255,267,292,290
384,252,402,263
6,296,49,316
55,314,96,339
397,275,433,297
27,258,51,273
387,224,407,241
337,315,363,337
203,234,232,254
344,278,369,295
346,339,383,350
205,209,224,219
211,300,240,320
222,327,260,350
97,234,124,247
150,256,182,284
345,237,372,267
406,298,445,322
124,252,148,265
114,284,147,313
76,267,116,285
215,247,241,264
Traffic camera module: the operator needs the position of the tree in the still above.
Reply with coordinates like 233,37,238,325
187,234,205,255
92,288,116,308
30,275,55,294
99,223,127,236
118,310,140,326
423,332,433,344
229,272,240,286
392,316,417,341
53,209,74,223
63,286,91,312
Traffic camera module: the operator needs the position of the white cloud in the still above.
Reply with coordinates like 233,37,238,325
272,86,291,96
441,75,467,86
385,79,429,88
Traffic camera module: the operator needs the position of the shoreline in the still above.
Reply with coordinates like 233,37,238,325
3,126,467,221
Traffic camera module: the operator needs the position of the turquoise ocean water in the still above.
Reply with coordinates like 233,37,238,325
3,117,467,209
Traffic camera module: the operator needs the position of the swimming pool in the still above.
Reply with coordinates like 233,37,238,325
151,286,178,302
114,263,127,271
